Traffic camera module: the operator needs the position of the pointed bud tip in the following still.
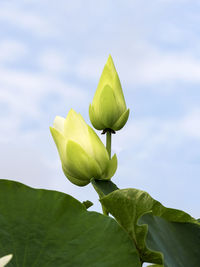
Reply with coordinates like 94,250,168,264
107,54,114,65
67,108,76,117
105,54,117,76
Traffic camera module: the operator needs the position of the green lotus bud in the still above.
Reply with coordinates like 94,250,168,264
89,55,129,132
50,109,117,186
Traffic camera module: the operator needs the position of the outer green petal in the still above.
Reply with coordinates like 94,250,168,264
93,57,114,101
87,125,109,170
103,153,118,180
50,127,67,162
113,73,127,112
65,140,102,181
112,109,130,131
89,104,105,130
53,116,65,134
62,165,89,186
99,85,120,128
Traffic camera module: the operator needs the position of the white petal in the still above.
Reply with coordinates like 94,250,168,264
0,254,13,267
53,116,65,133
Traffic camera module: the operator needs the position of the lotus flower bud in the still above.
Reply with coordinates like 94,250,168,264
89,55,129,132
50,109,117,186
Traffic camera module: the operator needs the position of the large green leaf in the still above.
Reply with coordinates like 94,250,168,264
100,188,200,266
0,180,141,267
140,213,200,267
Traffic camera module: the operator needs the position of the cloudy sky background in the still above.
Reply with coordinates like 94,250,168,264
0,0,200,220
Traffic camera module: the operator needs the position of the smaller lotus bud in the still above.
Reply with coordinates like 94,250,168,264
50,109,117,186
89,55,129,132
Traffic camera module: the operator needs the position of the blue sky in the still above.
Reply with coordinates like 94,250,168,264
0,0,200,221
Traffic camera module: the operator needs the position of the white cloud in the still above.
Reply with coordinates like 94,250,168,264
74,44,200,87
1,0,200,87
179,109,200,138
38,50,70,73
0,67,87,107
76,56,106,81
158,0,191,2
131,53,200,84
0,3,58,37
0,40,28,64
0,65,89,142
116,44,200,86
113,108,200,157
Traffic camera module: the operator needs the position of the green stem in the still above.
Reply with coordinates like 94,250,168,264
102,205,109,216
91,179,109,216
91,130,112,216
106,131,112,159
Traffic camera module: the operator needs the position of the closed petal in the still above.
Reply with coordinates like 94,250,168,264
50,127,67,163
98,55,122,97
112,109,130,131
89,104,105,130
91,55,116,108
62,165,90,186
99,85,120,128
65,140,102,181
99,56,126,116
102,153,118,180
93,59,113,100
64,109,93,156
87,125,109,170
113,73,127,113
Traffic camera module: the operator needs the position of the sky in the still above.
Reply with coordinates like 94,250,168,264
0,0,200,223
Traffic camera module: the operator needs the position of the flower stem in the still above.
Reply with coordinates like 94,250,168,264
93,129,112,216
106,131,112,159
91,179,109,216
